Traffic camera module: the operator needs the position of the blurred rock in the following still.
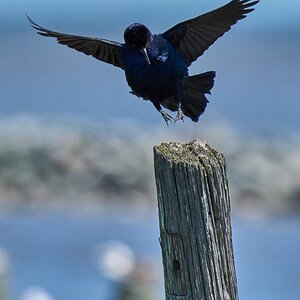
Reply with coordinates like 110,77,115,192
0,248,9,300
20,287,54,300
95,241,135,281
0,116,299,217
117,260,160,300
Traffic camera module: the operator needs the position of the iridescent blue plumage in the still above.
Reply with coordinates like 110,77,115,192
122,34,188,105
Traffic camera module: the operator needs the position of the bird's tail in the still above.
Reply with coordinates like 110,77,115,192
182,71,216,122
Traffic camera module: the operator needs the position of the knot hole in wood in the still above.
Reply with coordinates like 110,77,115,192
172,259,181,271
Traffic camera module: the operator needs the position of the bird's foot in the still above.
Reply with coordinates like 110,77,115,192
174,108,185,123
160,110,174,125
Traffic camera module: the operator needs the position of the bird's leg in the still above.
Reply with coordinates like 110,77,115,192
174,106,185,123
152,101,174,125
174,88,185,123
160,110,174,125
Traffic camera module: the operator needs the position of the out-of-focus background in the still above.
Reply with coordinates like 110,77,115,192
0,0,300,299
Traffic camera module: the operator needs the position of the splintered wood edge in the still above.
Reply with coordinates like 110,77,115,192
153,139,225,167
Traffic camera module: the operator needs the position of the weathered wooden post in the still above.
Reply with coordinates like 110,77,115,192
154,140,238,300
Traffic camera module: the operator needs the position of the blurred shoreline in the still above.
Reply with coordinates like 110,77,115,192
0,115,299,218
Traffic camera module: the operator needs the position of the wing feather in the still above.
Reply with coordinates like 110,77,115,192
162,0,259,66
27,16,124,69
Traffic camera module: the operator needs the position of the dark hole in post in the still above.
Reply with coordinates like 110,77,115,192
208,211,212,216
173,259,180,271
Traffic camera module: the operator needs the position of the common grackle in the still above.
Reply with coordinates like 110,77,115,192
28,0,259,124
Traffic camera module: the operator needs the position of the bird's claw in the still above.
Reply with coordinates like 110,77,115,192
160,110,174,125
174,108,185,123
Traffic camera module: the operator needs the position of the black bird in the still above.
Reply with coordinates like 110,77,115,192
27,0,259,124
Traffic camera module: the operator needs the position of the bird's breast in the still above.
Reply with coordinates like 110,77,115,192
122,36,188,101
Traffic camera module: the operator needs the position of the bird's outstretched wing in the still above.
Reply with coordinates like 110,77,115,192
27,16,124,69
162,0,259,66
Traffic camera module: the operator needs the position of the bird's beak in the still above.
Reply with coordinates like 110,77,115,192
140,48,151,65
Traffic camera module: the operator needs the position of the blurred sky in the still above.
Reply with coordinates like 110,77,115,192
0,0,299,134
1,0,300,33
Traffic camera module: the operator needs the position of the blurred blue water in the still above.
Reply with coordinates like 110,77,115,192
0,212,299,300
0,32,299,135
0,0,300,135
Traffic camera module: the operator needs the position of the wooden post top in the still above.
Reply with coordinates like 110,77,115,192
154,140,225,168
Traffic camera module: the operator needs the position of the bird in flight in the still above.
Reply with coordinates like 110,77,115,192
28,0,259,124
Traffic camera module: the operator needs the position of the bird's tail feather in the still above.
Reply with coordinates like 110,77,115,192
182,71,216,122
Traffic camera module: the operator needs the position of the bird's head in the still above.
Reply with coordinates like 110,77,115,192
124,23,153,65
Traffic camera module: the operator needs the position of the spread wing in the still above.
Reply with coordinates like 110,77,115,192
27,16,124,69
162,0,259,66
